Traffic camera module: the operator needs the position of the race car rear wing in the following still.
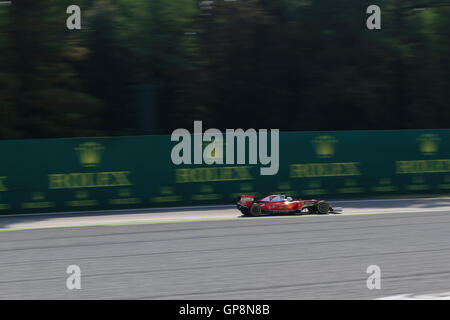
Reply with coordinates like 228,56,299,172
238,195,254,207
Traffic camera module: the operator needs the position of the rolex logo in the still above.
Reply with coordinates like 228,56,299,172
418,134,439,155
312,136,338,158
75,142,104,167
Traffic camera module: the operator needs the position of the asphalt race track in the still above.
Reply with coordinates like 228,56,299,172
1,198,450,299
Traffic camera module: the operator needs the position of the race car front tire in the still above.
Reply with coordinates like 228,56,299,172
317,200,330,214
249,203,262,217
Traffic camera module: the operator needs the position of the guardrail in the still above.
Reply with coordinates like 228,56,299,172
0,129,449,214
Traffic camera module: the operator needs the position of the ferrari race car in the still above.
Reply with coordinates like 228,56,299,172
237,193,343,216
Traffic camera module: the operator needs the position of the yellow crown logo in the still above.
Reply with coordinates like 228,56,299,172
418,134,439,155
312,136,338,158
202,137,224,163
75,142,104,167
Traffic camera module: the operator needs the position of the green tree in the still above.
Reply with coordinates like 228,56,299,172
1,0,103,139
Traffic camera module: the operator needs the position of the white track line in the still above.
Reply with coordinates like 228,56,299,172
377,291,450,300
1,197,449,219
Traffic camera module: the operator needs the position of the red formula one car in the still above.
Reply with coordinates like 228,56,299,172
236,193,343,217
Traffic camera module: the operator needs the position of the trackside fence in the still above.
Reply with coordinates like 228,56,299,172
0,129,450,214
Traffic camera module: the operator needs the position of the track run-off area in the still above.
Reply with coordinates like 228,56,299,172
1,197,450,299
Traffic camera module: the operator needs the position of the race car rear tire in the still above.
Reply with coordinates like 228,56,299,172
317,200,330,214
249,203,262,217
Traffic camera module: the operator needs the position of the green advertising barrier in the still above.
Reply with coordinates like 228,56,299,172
0,129,450,214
